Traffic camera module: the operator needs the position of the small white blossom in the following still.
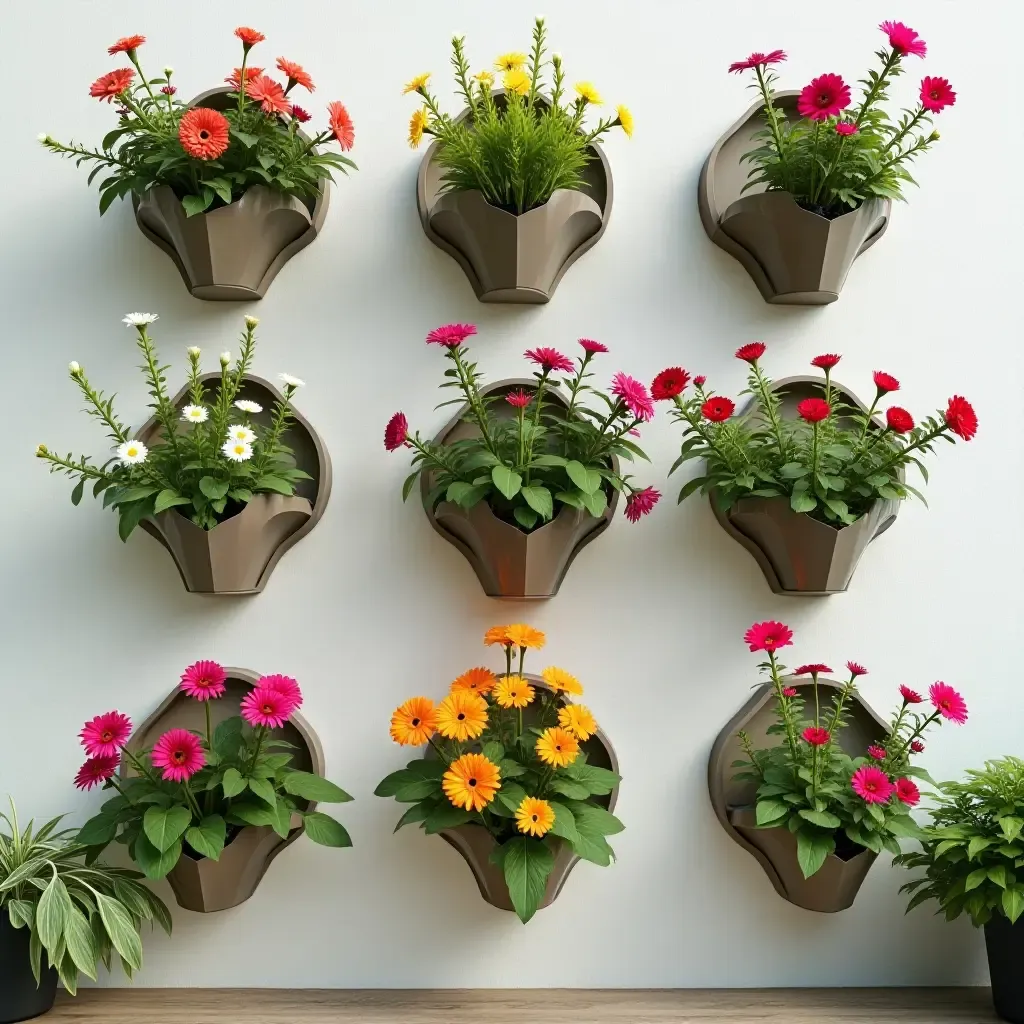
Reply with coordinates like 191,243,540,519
244,315,260,330
68,361,82,375
182,404,208,424
117,439,148,465
234,399,263,414
163,66,174,76
226,424,257,444
219,351,232,366
38,133,50,144
278,373,305,389
122,312,159,327
221,439,253,462
186,346,201,358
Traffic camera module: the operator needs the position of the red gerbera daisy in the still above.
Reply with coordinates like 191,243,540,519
782,687,798,698
179,108,230,160
234,26,265,48
743,620,794,653
811,353,841,370
873,371,900,394
693,375,707,388
886,407,915,434
151,729,205,783
702,396,735,423
728,50,786,74
578,338,608,354
525,347,575,374
74,755,121,791
847,661,868,677
899,685,924,705
247,75,292,116
795,663,832,676
80,711,132,758
384,412,408,451
867,745,887,761
943,395,977,441
880,21,927,58
920,77,956,114
651,367,691,401
797,397,831,423
929,682,968,724
180,660,227,702
258,674,303,713
226,66,264,90
327,100,355,150
241,685,294,729
89,68,135,102
797,73,851,121
735,342,766,363
802,726,830,747
851,764,894,804
611,372,655,422
291,105,311,123
911,740,925,754
426,323,476,348
624,486,660,523
505,390,532,409
895,778,921,806
834,121,858,136
108,34,146,56
276,57,315,92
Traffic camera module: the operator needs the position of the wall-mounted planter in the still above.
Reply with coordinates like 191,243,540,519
985,913,1024,1024
708,676,887,913
710,376,899,596
133,88,329,301
422,379,618,598
416,92,612,304
137,373,331,594
0,916,57,1024
698,91,890,305
128,669,325,913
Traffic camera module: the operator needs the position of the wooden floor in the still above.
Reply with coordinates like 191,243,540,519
48,988,999,1023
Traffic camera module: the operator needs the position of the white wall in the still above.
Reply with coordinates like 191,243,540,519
1,0,1017,989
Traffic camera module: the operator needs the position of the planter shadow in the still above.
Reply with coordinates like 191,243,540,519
126,669,325,913
137,373,331,594
985,914,1024,1023
0,917,57,1024
133,88,329,300
708,675,887,912
421,379,618,598
417,91,612,304
698,91,890,305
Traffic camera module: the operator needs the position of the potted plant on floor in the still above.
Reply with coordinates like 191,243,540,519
1,798,169,1020
897,757,1024,1024
41,28,356,299
37,313,331,594
663,344,977,594
376,624,622,923
698,21,956,303
385,324,660,597
72,662,353,913
407,17,630,302
708,620,967,911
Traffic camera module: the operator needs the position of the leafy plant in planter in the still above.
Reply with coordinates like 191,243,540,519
72,662,352,883
376,623,623,923
0,798,169,997
385,323,661,530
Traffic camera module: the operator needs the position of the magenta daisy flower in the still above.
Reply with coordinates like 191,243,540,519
79,711,132,758
578,338,608,354
74,754,121,791
929,682,968,724
241,685,294,729
802,727,830,746
426,323,477,348
384,412,408,452
880,20,927,58
743,621,793,653
846,661,868,677
151,729,206,783
794,663,832,676
505,389,532,408
895,778,921,806
610,372,655,422
728,50,786,74
851,764,894,804
624,486,660,523
180,660,227,702
899,685,924,705
524,347,574,374
867,745,887,761
258,674,303,713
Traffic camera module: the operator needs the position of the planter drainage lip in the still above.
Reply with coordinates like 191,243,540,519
709,676,888,912
133,86,329,301
0,916,57,1024
137,372,331,594
416,90,612,304
698,90,890,305
421,378,618,598
125,668,325,913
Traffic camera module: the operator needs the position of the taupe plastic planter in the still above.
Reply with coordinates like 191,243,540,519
417,93,612,303
137,373,331,595
698,91,890,305
422,380,618,598
128,669,325,913
708,675,887,913
710,376,899,596
133,88,329,300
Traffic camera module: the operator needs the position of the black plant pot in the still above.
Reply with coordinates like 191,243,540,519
0,917,57,1023
986,914,1024,1023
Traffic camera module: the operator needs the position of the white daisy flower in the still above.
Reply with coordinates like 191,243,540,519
68,361,82,375
182,404,208,424
117,439,148,465
186,346,201,358
219,351,233,366
226,424,257,444
234,399,263,414
278,373,305,389
122,312,159,327
38,133,51,144
244,315,260,330
221,439,253,462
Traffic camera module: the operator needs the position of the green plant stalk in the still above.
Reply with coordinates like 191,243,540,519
873,423,950,475
820,678,857,766
448,348,496,454
247,725,267,776
135,326,182,461
751,363,789,461
881,106,928,156
523,369,552,484
769,651,800,763
754,66,790,191
809,122,821,201
251,390,295,476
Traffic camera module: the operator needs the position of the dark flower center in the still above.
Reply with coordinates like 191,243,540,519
411,717,420,727
457,713,466,721
172,750,186,764
468,778,477,787
531,814,538,822
199,129,210,140
261,704,273,714
101,730,113,742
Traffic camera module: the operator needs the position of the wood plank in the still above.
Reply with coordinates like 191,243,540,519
48,988,998,1024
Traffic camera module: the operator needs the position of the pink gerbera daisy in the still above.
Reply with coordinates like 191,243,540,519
846,661,868,677
743,621,794,653
795,663,832,676
782,687,798,698
834,121,858,136
851,764,895,804
151,729,206,783
911,740,925,754
797,73,851,121
241,685,294,729
624,486,660,523
802,727,830,746
74,755,121,791
929,682,968,724
524,347,575,374
899,685,924,705
579,338,608,354
258,674,303,712
895,778,921,806
426,323,477,348
610,372,655,422
920,77,956,114
180,660,227,702
880,21,927,58
384,412,408,451
79,711,132,758
867,745,887,761
505,389,532,408
728,50,786,74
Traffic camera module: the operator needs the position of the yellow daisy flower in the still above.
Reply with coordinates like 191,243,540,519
402,72,431,95
450,666,496,695
505,624,546,650
408,107,429,149
541,665,583,696
494,51,528,72
557,703,598,741
615,104,634,138
442,753,501,812
535,727,580,769
503,69,531,97
493,675,535,709
575,81,603,105
435,690,489,742
516,796,555,837
475,70,495,88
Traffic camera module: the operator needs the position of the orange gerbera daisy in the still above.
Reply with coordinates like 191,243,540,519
536,727,580,768
246,75,292,116
484,625,513,647
493,675,535,709
234,26,265,48
442,753,501,812
558,703,598,741
516,796,555,837
450,667,497,695
541,665,583,696
389,696,437,746
108,34,146,56
178,108,230,160
505,624,546,650
89,68,135,102
435,690,488,742
327,100,355,150
226,66,264,90
276,57,315,92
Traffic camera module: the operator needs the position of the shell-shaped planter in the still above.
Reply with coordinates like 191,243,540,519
698,91,890,305
710,376,899,596
137,373,331,595
417,92,612,303
422,379,618,598
708,676,887,912
128,669,324,913
133,88,329,300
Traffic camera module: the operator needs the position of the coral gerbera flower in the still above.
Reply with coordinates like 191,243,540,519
895,778,921,806
611,372,655,423
735,342,766,363
495,52,528,72
240,686,294,729
516,797,555,837
89,68,136,103
226,66,264,90
426,322,477,348
493,675,535,709
80,711,132,758
541,665,583,696
389,697,437,746
246,75,292,116
728,50,787,74
74,755,121,791
179,660,227,702
944,396,977,441
450,667,497,695
442,753,501,812
435,690,489,742
920,77,956,114
536,727,580,768
929,682,968,724
743,621,794,653
797,397,831,423
403,72,432,95
108,34,146,56
524,347,574,374
151,728,206,783
651,367,690,401
797,73,851,121
484,625,513,647
178,108,230,160
625,486,661,523
384,411,408,451
259,674,303,712
615,105,634,138
880,21,927,58
234,26,265,48
575,81,603,105
557,703,597,741
408,107,429,149
702,396,735,422
276,57,315,92
505,624,546,650
327,100,355,149
851,764,894,804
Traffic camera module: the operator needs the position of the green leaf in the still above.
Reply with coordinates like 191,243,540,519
513,505,539,530
213,717,244,760
562,762,619,796
394,802,433,832
989,865,1009,889
968,837,995,860
580,487,607,519
565,801,624,837
1003,887,1024,924
547,801,581,845
153,489,191,514
550,778,591,801
393,777,442,802
501,836,555,923
221,767,246,798
132,834,181,880
255,475,295,495
796,830,835,879
246,776,278,807
302,811,352,847
565,461,601,494
143,805,192,853
780,463,811,478
198,476,229,501
225,801,277,827
95,892,142,971
491,465,522,500
1000,817,1024,843
965,868,989,892
71,478,85,506
755,799,790,826
798,809,842,829
181,193,212,217
520,485,553,521
75,814,118,849
282,771,353,804
422,803,473,834
231,129,259,148
790,491,817,514
374,769,417,798
36,874,71,953
63,906,98,981
185,815,226,860
481,741,505,763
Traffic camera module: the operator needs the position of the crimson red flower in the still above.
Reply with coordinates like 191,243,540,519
795,663,832,676
885,407,914,434
578,338,608,354
920,76,956,113
161,85,177,96
782,687,798,698
944,395,977,441
89,68,135,102
276,57,315,92
735,342,766,363
611,372,655,423
426,323,476,348
327,100,355,150
797,73,851,121
80,711,132,758
234,26,265,48
847,661,868,677
291,105,311,123
835,121,858,136
505,389,532,409
651,367,690,401
178,108,230,160
873,371,900,394
895,778,921,807
899,685,924,705
797,397,831,423
624,487,660,523
910,740,925,754
880,21,927,58
108,34,146,56
74,755,121,791
802,727,830,747
867,745,887,761
744,620,794,653
226,66,264,90
247,75,291,116
728,50,786,74
851,764,895,804
811,353,841,370
702,397,735,423
693,375,707,388
525,347,575,374
384,412,408,451
930,682,968,724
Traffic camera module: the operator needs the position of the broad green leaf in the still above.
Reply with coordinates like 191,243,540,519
246,776,278,808
198,476,229,501
565,461,601,494
755,799,790,826
965,868,989,892
302,811,352,847
64,906,98,980
562,762,620,795
393,778,442,802
374,769,417,797
422,803,473,834
394,802,433,832
580,488,607,519
0,857,49,891
221,767,246,798
501,836,555,923
513,505,538,529
95,893,142,971
547,801,580,844
282,771,353,804
796,830,835,879
520,485,553,520
491,465,522,500
798,809,842,829
185,815,226,860
36,874,71,953
549,778,591,801
153,489,191,514
481,741,505,763
790,491,817,514
999,817,1024,843
226,802,277,827
71,479,85,506
181,193,212,217
968,837,995,860
1003,887,1024,924
989,865,1009,889
143,805,192,853
565,802,624,837
255,475,295,495
132,834,182,880
495,782,529,817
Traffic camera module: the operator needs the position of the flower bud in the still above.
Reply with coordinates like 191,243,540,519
35,443,48,457
220,351,232,366
68,361,82,375
163,66,174,77
37,133,51,144
244,315,260,330
186,346,201,358
930,130,940,141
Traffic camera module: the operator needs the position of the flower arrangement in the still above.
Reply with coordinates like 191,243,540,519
385,324,660,530
729,21,955,217
376,625,623,923
73,662,352,880
37,313,311,537
733,620,968,878
40,28,355,216
403,17,630,213
0,798,170,994
664,345,977,525
896,757,1024,926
